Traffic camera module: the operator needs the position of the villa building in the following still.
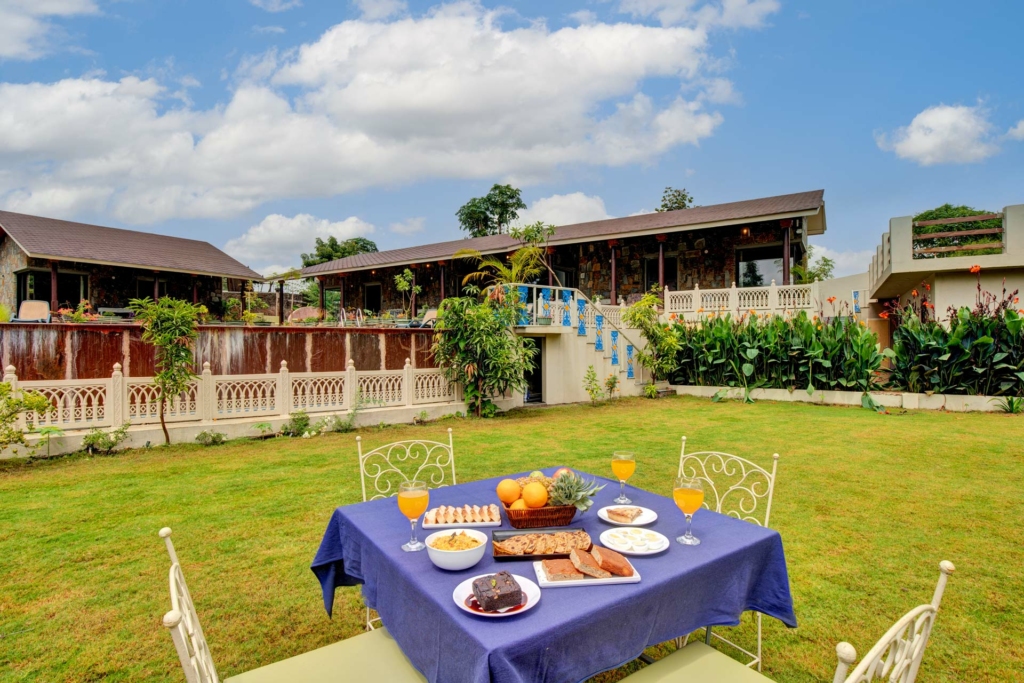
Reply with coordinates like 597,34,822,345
300,190,828,315
0,210,263,315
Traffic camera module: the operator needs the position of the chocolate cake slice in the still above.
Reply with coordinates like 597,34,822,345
471,571,523,611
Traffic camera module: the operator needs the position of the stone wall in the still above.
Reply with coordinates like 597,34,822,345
0,236,27,313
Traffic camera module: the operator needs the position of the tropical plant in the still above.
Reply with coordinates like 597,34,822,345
643,383,659,399
253,422,274,437
792,245,835,284
655,186,695,212
58,300,99,323
195,430,227,446
394,269,422,315
582,365,603,403
241,289,268,325
281,411,311,437
0,383,50,456
604,372,619,397
128,296,201,444
37,426,65,458
81,422,131,455
431,296,536,417
993,396,1024,414
456,184,527,237
222,297,243,322
622,291,681,381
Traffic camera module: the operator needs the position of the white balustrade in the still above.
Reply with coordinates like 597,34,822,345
2,357,461,435
664,280,820,321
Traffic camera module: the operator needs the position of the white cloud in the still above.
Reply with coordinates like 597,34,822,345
0,3,755,223
811,245,874,278
253,25,286,34
569,10,597,25
0,0,98,60
701,77,741,105
223,213,375,271
518,193,613,227
389,216,425,235
249,0,302,12
1007,120,1024,141
876,104,1000,166
353,0,407,20
617,0,779,28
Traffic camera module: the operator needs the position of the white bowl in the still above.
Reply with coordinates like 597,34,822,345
424,528,488,571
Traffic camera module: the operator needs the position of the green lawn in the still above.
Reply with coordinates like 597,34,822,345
1,396,1022,682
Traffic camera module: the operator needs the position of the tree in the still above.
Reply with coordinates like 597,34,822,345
912,203,1002,259
792,245,835,284
0,383,50,456
741,261,764,287
129,297,201,445
456,184,527,237
655,187,695,212
301,236,378,267
432,296,537,417
394,268,422,315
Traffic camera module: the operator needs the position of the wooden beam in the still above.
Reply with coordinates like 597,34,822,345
913,213,1002,227
913,242,1003,255
49,261,58,312
912,227,1003,241
277,280,285,325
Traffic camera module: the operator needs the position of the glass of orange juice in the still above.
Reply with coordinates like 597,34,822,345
611,452,636,504
673,476,705,546
398,480,429,552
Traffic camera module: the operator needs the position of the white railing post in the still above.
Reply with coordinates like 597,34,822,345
110,363,124,426
811,278,821,309
768,279,779,316
404,358,415,406
663,286,670,312
4,365,23,431
201,361,215,421
346,359,357,408
278,360,291,417
728,281,738,315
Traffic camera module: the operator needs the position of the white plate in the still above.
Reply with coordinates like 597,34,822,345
597,506,659,526
532,560,641,588
599,528,670,556
453,574,541,618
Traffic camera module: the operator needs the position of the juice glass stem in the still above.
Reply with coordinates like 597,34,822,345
614,479,631,504
402,518,424,552
677,513,700,546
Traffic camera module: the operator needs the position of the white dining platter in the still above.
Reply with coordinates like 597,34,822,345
597,506,659,526
599,528,670,556
453,574,541,618
423,519,501,529
532,561,641,588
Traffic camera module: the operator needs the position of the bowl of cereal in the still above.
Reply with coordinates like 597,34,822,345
425,529,488,571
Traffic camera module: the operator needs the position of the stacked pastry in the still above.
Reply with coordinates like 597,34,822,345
424,504,501,525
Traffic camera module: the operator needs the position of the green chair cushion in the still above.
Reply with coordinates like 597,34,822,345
619,643,773,683
225,627,426,683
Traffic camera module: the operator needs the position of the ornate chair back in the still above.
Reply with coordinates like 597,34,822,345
677,436,779,527
357,428,456,502
159,528,220,683
833,561,955,683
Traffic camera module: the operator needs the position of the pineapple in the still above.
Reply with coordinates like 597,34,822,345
548,471,605,512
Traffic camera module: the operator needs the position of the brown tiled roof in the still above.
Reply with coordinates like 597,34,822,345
0,210,264,280
302,189,825,276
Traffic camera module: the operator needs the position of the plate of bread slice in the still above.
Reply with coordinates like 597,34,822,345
533,546,641,587
597,506,658,526
423,504,502,528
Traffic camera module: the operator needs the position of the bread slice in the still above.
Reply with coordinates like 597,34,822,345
488,504,500,522
606,507,644,524
542,559,584,582
569,548,611,579
591,546,634,577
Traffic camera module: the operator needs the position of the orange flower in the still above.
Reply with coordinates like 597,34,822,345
1015,297,1020,304
696,307,704,313
923,302,934,309
911,289,918,297
970,265,981,274
924,283,931,291
748,309,756,315
827,296,836,304
859,320,866,327
879,311,890,319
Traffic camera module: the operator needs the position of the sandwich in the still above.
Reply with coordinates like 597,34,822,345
606,507,644,524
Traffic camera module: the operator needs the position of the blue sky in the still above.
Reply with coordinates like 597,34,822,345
1,0,1022,278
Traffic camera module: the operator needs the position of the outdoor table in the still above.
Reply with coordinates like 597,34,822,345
312,468,796,683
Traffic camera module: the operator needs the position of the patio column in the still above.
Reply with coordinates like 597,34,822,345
781,220,792,285
608,240,619,305
546,247,555,286
49,261,58,312
656,234,667,290
317,276,325,320
439,261,446,300
191,276,198,305
153,272,160,301
339,275,345,315
410,266,417,318
277,280,285,325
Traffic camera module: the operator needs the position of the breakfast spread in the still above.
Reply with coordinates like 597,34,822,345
429,531,482,552
601,528,669,554
471,571,523,612
424,504,501,526
605,507,644,524
492,530,592,557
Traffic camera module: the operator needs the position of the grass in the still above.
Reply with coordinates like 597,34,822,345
1,395,1023,682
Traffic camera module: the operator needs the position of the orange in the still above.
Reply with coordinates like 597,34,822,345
496,479,522,505
522,481,549,509
510,499,527,511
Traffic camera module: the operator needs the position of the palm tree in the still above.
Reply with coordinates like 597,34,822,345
455,245,546,303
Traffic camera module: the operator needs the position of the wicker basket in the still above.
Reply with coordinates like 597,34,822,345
502,502,578,529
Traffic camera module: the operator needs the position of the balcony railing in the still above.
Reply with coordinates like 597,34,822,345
664,280,820,320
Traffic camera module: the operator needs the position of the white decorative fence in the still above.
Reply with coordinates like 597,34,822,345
5,359,460,433
664,280,821,320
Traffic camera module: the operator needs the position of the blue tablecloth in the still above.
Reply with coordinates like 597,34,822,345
311,469,796,683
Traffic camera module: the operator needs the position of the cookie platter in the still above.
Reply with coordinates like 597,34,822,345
422,504,502,529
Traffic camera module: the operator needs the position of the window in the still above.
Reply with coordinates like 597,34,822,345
735,245,791,288
364,283,382,313
644,256,677,291
137,277,168,298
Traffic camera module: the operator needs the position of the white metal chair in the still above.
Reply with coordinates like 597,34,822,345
833,560,955,683
675,436,780,671
159,528,425,683
356,428,456,629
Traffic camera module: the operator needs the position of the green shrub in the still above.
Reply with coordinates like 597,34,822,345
195,430,227,446
643,383,659,399
583,365,604,403
281,411,311,437
82,423,131,454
